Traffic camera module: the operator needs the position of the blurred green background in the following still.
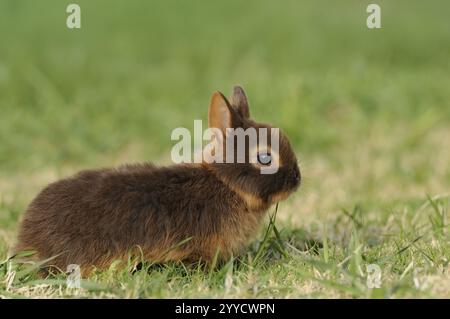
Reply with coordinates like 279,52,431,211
1,0,449,172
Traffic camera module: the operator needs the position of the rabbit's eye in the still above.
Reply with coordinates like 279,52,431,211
257,153,272,165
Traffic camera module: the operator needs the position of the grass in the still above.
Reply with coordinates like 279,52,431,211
0,0,449,298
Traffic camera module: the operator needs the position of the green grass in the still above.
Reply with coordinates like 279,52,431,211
0,0,449,298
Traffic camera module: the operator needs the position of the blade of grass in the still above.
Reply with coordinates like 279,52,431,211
254,203,279,263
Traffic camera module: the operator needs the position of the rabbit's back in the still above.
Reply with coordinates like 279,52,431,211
15,163,263,271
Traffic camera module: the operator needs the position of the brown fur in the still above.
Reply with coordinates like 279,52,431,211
14,86,301,275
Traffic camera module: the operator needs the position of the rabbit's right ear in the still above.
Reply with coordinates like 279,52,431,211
208,92,232,133
230,86,250,118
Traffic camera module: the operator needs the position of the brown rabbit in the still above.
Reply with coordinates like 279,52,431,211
14,86,301,275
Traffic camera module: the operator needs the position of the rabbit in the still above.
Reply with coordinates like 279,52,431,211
14,86,301,275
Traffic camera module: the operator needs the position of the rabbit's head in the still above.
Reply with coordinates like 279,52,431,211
205,86,301,210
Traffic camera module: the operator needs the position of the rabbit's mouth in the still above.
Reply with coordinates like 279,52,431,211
268,167,301,203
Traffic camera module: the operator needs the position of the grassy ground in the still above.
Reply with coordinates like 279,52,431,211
0,0,449,298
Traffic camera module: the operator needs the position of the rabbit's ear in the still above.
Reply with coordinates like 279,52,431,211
230,86,250,118
208,91,233,132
